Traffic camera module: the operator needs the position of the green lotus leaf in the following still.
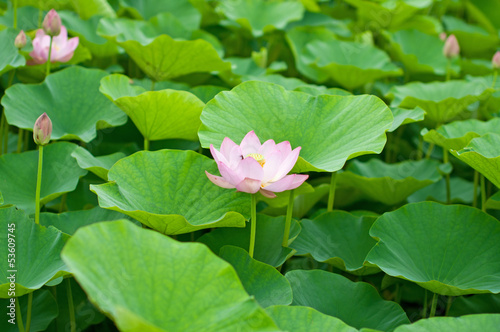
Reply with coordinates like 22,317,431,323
61,220,280,331
367,202,500,295
0,142,87,214
90,150,249,235
0,289,57,332
198,214,301,267
291,211,379,275
461,58,493,76
294,86,352,96
218,0,304,37
383,29,459,78
118,0,201,29
408,177,475,204
389,107,425,132
59,11,119,57
71,146,125,180
393,314,500,332
486,191,500,210
70,0,116,19
17,0,72,10
199,81,393,173
466,74,500,114
266,305,358,332
100,74,204,141
97,17,230,81
2,66,127,142
0,206,71,298
422,118,500,151
442,16,498,58
0,6,40,31
451,133,500,188
0,28,26,75
286,11,352,38
449,294,500,316
40,206,127,235
302,39,402,89
259,182,314,208
387,80,493,124
337,159,443,205
219,246,292,307
286,270,410,331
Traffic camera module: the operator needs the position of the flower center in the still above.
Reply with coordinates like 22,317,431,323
246,153,266,167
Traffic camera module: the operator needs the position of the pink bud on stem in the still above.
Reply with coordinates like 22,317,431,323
443,34,460,58
33,113,52,146
14,30,26,49
42,9,61,37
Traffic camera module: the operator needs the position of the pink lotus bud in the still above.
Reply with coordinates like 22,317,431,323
14,30,26,49
42,9,61,37
33,113,52,146
443,34,460,58
492,51,500,69
439,32,447,41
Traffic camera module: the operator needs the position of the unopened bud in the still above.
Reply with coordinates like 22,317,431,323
443,34,460,58
42,9,61,37
14,30,26,49
439,32,447,41
33,113,52,146
492,51,500,69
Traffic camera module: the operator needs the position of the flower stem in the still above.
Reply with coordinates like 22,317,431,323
151,80,156,91
281,190,294,248
249,194,257,258
492,70,498,89
445,59,451,81
425,143,435,159
473,170,478,208
46,37,53,77
422,289,428,318
327,172,337,212
35,145,44,224
429,292,438,317
445,296,453,316
16,297,25,332
481,174,487,212
16,129,23,153
144,137,149,151
25,292,33,332
67,279,76,332
443,149,450,204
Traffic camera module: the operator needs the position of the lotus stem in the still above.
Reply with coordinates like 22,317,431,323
59,194,67,213
46,37,53,77
429,292,438,317
16,297,25,332
67,279,76,332
35,145,43,224
492,71,498,89
249,194,257,258
25,292,32,332
327,172,337,212
151,80,156,91
422,289,428,318
16,129,23,153
0,112,5,155
443,149,451,204
281,190,294,248
3,118,9,154
473,171,478,208
425,143,435,159
445,59,451,81
445,296,453,316
144,137,149,151
481,174,487,212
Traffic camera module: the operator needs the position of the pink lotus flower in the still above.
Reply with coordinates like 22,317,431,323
492,51,500,69
443,34,460,58
206,131,309,198
28,26,79,65
42,9,62,37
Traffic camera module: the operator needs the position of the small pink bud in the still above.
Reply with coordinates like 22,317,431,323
443,34,460,58
42,9,61,37
33,113,52,146
14,30,26,49
439,32,447,41
492,51,500,69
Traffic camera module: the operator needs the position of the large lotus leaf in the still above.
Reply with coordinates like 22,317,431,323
451,133,500,188
198,214,301,267
118,0,201,29
387,80,493,124
466,0,500,31
97,17,230,81
219,246,292,308
61,220,280,331
100,74,204,141
486,191,500,210
442,16,498,58
389,107,425,132
285,11,352,37
422,118,500,151
2,67,127,142
449,294,500,316
199,81,393,173
218,0,304,37
59,11,118,57
367,202,500,295
70,0,116,19
384,29,459,77
408,177,475,204
266,305,358,332
91,150,249,235
302,39,402,89
0,142,87,214
40,206,126,235
291,211,379,275
337,159,443,205
0,28,26,75
465,74,500,114
393,314,500,332
0,206,71,298
0,289,57,332
287,270,410,331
